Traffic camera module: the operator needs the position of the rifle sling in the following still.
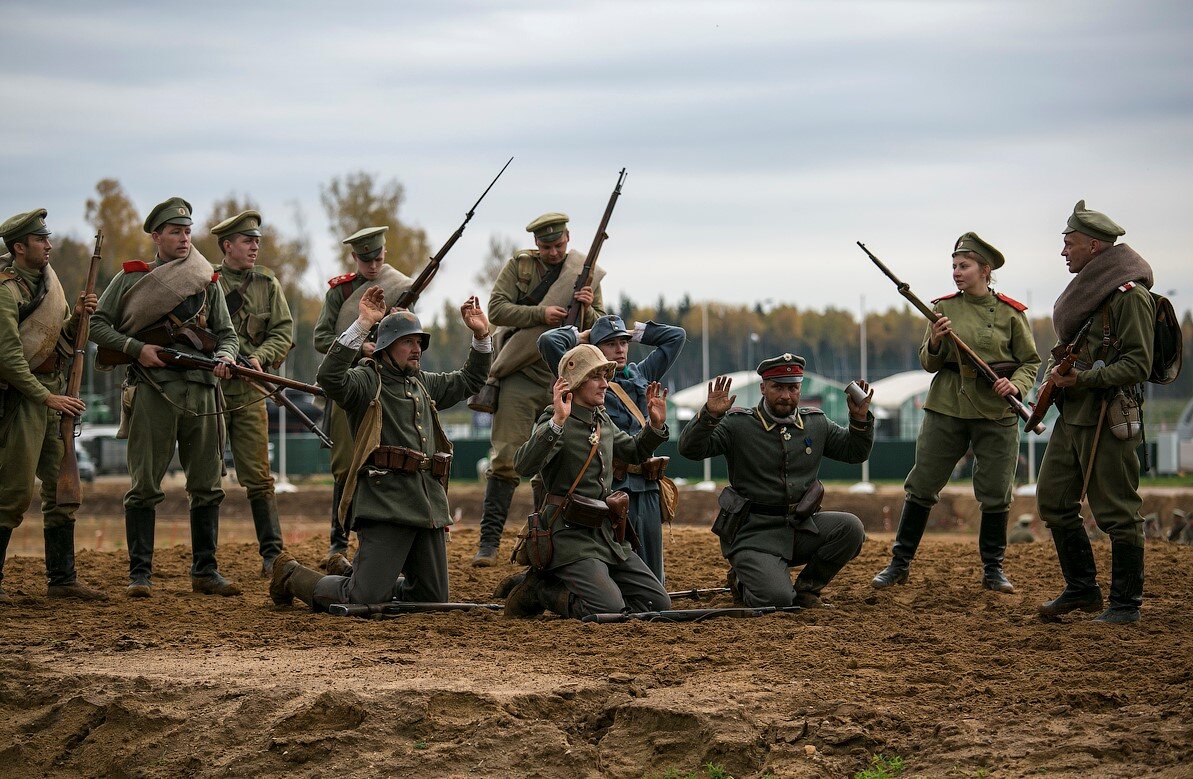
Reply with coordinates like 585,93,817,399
16,275,48,324
518,260,564,306
223,272,256,320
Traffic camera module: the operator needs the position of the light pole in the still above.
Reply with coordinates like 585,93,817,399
701,300,711,484
275,362,296,494
851,294,874,492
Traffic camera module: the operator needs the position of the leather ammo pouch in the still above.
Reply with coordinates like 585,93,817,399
368,445,428,473
513,423,602,569
787,479,825,529
96,322,219,367
711,485,750,543
613,455,669,482
1106,389,1142,441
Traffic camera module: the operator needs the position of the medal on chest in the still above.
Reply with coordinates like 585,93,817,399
804,436,813,455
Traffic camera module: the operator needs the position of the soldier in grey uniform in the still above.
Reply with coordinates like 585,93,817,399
503,344,672,618
270,287,491,609
678,356,874,608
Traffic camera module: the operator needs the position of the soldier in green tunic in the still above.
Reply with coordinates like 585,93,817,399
1037,201,1155,624
270,287,491,609
472,213,605,567
872,233,1040,594
0,209,105,601
678,356,874,608
211,210,294,576
503,344,671,618
90,197,241,598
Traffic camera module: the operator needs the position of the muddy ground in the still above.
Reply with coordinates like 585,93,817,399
1,517,1190,778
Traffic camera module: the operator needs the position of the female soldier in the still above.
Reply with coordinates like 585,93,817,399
872,233,1040,594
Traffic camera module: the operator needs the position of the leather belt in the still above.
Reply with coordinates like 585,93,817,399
32,354,62,375
942,361,1019,379
750,502,802,517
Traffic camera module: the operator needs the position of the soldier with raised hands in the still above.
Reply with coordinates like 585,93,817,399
211,210,294,576
679,357,874,609
270,286,490,610
503,344,671,619
0,209,105,601
89,197,240,598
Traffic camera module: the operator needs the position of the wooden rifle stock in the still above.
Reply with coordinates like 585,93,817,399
1024,318,1095,431
564,168,626,328
395,157,513,311
155,349,326,397
237,357,333,448
56,230,103,508
857,242,1045,435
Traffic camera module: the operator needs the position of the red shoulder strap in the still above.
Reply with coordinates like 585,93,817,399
327,272,357,289
930,291,960,304
995,292,1027,312
210,271,221,283
123,260,152,273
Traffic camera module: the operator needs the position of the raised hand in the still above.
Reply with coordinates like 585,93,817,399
551,376,572,426
846,379,874,420
459,295,490,338
705,375,736,417
646,381,669,428
358,286,387,327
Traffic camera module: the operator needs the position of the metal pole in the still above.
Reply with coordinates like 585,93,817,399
275,362,295,493
702,300,711,483
860,295,870,484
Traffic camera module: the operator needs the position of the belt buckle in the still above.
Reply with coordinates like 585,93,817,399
787,503,799,516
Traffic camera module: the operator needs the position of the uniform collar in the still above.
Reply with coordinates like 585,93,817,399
10,262,43,287
756,400,803,431
570,404,599,425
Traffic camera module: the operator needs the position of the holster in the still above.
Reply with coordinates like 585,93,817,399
547,493,612,528
711,485,750,543
787,479,825,530
605,490,638,549
613,455,669,482
515,510,555,570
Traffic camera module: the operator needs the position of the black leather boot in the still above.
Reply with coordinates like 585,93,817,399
124,506,156,597
44,524,106,600
250,497,284,577
189,505,241,596
503,568,570,618
270,551,325,609
0,526,11,602
979,511,1014,594
492,568,527,599
794,555,845,609
473,476,517,567
871,501,931,588
1094,542,1142,624
1039,525,1104,619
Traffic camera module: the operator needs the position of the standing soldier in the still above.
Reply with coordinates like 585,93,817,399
471,213,605,566
1037,201,1154,624
0,209,105,601
90,197,241,598
678,359,874,608
211,210,294,576
312,227,412,570
537,315,686,583
503,344,672,618
270,287,490,609
871,233,1040,594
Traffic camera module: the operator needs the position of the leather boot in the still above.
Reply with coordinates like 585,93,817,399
324,553,353,577
250,496,284,577
492,569,527,599
1039,525,1103,619
979,511,1014,594
504,568,571,618
269,551,325,608
44,524,106,600
794,556,846,609
0,526,11,603
473,476,517,567
321,480,349,570
871,501,931,588
124,506,156,598
189,505,241,596
1094,542,1143,624
725,567,744,606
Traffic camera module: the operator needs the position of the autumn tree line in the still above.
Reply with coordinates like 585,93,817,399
39,177,1193,425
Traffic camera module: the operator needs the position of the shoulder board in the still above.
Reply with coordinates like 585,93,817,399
798,407,826,416
254,265,277,278
122,260,152,274
0,270,16,285
328,272,358,288
210,271,220,283
1118,281,1137,293
930,292,960,304
725,407,752,416
995,292,1027,312
513,249,539,261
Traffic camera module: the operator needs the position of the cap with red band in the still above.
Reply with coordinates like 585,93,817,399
757,353,806,384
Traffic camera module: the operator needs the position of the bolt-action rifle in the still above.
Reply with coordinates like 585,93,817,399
393,157,513,312
857,242,1045,434
564,168,626,328
329,601,503,618
1024,318,1095,431
151,349,325,397
55,231,103,508
667,587,732,602
581,606,802,624
235,356,332,448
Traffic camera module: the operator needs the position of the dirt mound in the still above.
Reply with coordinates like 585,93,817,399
1,528,1190,778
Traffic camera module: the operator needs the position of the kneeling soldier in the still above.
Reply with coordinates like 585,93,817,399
504,344,671,619
678,356,874,608
270,287,490,609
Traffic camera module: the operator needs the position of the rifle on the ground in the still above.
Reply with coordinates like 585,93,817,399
1025,318,1096,431
667,587,732,602
394,157,513,312
857,242,1045,434
581,606,801,624
56,231,103,508
564,168,626,328
150,349,326,396
329,601,503,618
235,357,332,447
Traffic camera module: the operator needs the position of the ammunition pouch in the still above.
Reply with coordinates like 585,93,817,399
546,492,612,528
367,445,428,473
96,321,219,367
711,485,750,543
613,455,669,482
1107,389,1143,441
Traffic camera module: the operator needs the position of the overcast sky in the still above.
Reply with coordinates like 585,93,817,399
3,0,1190,323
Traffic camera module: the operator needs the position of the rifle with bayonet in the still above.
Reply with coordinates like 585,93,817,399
563,168,626,328
393,157,513,312
857,242,1045,434
55,231,103,508
1024,318,1095,431
581,606,802,624
146,349,325,396
667,587,732,602
329,601,503,618
235,356,332,448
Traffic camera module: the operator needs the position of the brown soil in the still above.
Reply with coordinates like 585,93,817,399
1,525,1190,778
